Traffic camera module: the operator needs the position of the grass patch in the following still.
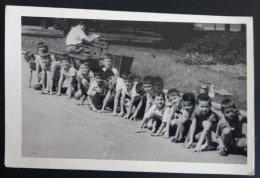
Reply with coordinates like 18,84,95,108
22,36,247,110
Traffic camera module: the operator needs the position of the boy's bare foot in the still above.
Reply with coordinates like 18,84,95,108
48,92,54,95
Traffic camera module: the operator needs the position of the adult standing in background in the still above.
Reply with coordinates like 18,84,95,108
66,20,100,55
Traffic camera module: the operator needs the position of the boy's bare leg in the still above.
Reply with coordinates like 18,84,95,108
28,71,33,88
151,119,158,133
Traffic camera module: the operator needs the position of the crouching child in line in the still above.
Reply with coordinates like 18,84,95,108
185,93,220,153
75,61,94,105
87,67,108,112
140,89,166,133
56,54,78,98
216,99,247,156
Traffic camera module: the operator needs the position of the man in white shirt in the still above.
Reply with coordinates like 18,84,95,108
66,20,100,55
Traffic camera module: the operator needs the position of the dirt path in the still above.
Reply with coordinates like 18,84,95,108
22,59,246,164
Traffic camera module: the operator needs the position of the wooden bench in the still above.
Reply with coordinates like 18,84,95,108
80,39,109,56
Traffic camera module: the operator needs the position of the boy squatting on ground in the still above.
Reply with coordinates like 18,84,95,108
216,99,247,156
116,73,141,119
185,93,220,153
150,89,182,138
24,52,36,88
99,69,118,113
56,54,78,98
74,61,94,105
170,93,196,142
140,89,167,133
131,76,155,121
87,67,108,112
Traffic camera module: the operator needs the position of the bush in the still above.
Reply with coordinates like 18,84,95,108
180,32,246,65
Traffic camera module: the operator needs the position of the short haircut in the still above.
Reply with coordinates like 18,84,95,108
24,52,35,62
36,42,48,51
102,69,115,80
221,99,237,113
80,61,91,68
135,82,144,94
121,72,134,81
182,93,196,106
142,76,154,85
92,67,104,77
59,54,71,62
153,89,166,100
167,88,180,99
134,75,141,83
153,77,163,84
196,93,211,105
103,53,113,61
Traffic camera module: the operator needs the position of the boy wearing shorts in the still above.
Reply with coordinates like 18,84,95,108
140,89,167,133
216,99,247,156
87,67,108,112
56,54,78,98
75,61,94,103
185,93,220,152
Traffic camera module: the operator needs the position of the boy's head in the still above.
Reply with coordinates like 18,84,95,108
182,93,196,113
103,53,113,69
221,99,238,120
79,61,91,75
135,82,146,96
59,54,71,69
122,72,134,91
167,89,181,108
196,93,211,116
92,67,104,85
24,52,35,63
36,42,49,54
102,69,115,84
154,89,166,110
153,77,164,91
142,76,154,94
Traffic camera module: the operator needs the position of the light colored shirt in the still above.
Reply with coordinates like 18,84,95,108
144,104,167,120
61,66,77,81
87,80,106,96
66,25,87,45
76,70,94,81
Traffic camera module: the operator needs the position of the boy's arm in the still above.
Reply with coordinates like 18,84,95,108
185,118,197,148
124,96,136,119
112,89,121,116
164,107,177,138
151,122,166,136
194,121,212,152
35,61,41,83
88,95,98,112
100,89,112,112
130,99,143,120
118,93,126,117
57,73,64,95
41,69,46,91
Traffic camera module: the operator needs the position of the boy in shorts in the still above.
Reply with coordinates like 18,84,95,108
151,89,182,137
117,72,140,119
185,93,220,152
171,93,196,142
130,76,154,120
216,99,247,156
99,69,117,113
24,52,36,88
140,89,167,133
56,54,78,98
102,53,119,77
38,53,52,94
75,61,94,104
87,67,108,112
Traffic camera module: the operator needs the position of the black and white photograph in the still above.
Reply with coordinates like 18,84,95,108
5,6,254,175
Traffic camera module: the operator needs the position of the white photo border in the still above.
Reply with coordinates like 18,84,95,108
5,5,255,175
